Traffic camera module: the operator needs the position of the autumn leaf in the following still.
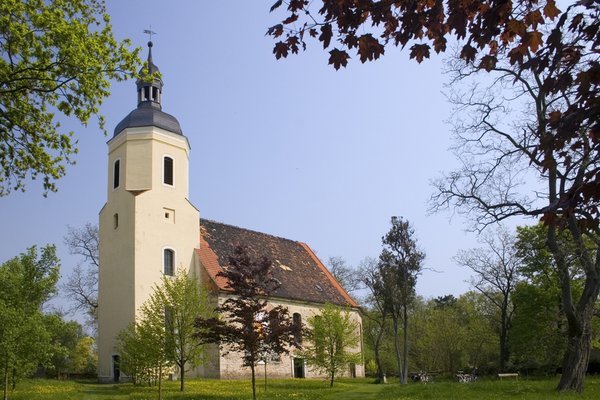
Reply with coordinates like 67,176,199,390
525,10,544,29
358,34,385,63
508,45,525,64
409,43,430,63
269,0,283,13
273,42,289,59
543,0,561,20
287,36,300,54
479,55,497,72
328,49,350,70
282,13,299,25
507,19,526,36
320,24,333,49
460,43,477,63
549,110,562,126
525,30,544,53
266,24,284,38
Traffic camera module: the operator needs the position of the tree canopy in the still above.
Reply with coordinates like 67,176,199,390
302,303,361,387
0,0,140,195
0,245,60,399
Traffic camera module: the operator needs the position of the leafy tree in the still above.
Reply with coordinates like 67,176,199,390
510,281,565,374
70,336,97,376
269,1,600,392
412,297,465,374
510,224,590,374
0,245,59,400
0,0,140,195
195,246,299,400
116,293,173,399
42,314,82,378
379,216,424,384
454,226,520,371
152,270,209,392
302,303,361,387
63,223,99,328
116,324,150,386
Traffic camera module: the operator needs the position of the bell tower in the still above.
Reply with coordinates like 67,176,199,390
97,42,200,382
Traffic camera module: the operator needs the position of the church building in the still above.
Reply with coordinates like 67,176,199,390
97,42,364,382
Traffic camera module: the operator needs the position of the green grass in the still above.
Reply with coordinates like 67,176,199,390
5,376,600,400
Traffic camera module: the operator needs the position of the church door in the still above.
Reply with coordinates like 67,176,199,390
293,357,305,378
112,355,121,382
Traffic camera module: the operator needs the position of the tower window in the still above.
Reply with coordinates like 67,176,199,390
163,156,173,186
113,159,120,189
163,248,174,276
113,213,119,229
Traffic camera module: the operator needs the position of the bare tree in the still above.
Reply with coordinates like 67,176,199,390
327,256,361,293
63,223,98,327
454,226,520,371
431,7,600,389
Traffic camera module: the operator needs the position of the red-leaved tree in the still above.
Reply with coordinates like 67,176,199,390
194,246,300,400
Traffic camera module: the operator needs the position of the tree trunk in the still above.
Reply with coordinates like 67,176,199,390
392,315,403,383
402,305,409,384
499,305,508,371
558,327,592,392
548,218,600,392
158,364,162,400
179,363,184,392
3,365,8,400
330,370,335,387
251,363,256,400
374,324,386,383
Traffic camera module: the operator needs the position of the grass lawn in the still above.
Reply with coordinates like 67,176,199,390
6,376,600,400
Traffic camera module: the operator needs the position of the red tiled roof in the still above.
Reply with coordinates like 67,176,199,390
197,219,358,308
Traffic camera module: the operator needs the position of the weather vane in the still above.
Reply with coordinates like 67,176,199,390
143,27,157,42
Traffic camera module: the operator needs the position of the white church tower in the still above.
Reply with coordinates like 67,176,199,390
97,41,200,382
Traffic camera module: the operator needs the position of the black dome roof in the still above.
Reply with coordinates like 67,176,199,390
113,103,182,136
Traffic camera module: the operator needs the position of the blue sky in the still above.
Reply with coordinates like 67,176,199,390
0,1,528,314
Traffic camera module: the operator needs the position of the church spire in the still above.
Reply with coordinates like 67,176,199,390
136,41,163,109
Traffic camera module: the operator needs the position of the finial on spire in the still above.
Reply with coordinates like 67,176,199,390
143,27,156,42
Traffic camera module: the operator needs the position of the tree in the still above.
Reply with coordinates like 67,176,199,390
116,324,150,386
327,256,361,293
268,1,600,391
454,226,520,371
510,224,587,374
379,216,424,384
302,303,361,387
116,291,173,399
360,256,389,383
0,245,59,400
42,313,84,378
152,269,209,392
63,223,99,328
0,0,140,195
194,246,299,400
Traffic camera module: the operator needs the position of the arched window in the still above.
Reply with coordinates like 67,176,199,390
163,156,173,186
293,313,302,345
163,248,174,276
113,159,120,189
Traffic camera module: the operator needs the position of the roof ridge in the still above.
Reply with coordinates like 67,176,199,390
200,218,300,245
